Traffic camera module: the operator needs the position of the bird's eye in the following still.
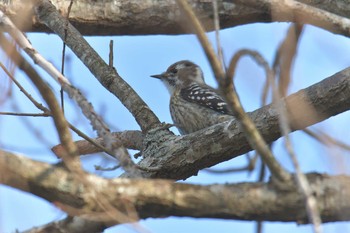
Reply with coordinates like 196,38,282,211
170,68,178,74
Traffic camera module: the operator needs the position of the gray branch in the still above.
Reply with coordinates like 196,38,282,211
137,67,350,179
1,0,350,35
0,150,349,231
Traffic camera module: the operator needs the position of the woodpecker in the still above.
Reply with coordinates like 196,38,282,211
151,60,233,135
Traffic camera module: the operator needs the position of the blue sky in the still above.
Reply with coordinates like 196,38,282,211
0,22,350,232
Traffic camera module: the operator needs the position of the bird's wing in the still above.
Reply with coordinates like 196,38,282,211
180,83,231,114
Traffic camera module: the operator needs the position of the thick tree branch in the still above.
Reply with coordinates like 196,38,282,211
57,67,350,173
137,67,350,179
1,150,350,226
1,0,349,36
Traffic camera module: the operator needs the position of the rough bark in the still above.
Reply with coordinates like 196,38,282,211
32,0,350,180
33,0,162,133
1,150,350,226
0,0,349,36
1,0,349,232
136,67,350,180
51,67,350,181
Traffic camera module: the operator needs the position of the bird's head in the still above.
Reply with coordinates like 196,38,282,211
151,60,204,94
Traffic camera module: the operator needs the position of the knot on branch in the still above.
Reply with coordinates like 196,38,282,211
142,124,176,160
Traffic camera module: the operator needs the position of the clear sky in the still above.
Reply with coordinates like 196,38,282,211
0,22,350,232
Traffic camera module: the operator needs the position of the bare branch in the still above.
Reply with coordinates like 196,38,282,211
304,129,350,151
0,62,49,112
137,67,350,179
271,55,322,233
237,0,350,37
205,153,258,174
0,112,50,117
0,34,82,173
273,23,304,96
212,0,224,69
176,0,225,80
0,60,117,158
0,8,142,175
34,0,161,133
1,0,350,37
52,130,143,157
176,0,290,182
0,150,349,229
109,40,114,68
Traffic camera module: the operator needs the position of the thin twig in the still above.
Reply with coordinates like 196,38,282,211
271,19,322,231
60,0,74,111
67,123,115,157
0,33,82,173
205,165,251,174
0,9,140,176
109,40,114,68
95,164,120,171
273,87,323,233
273,23,303,96
177,0,290,182
270,39,323,233
0,62,49,112
35,0,160,133
0,61,111,157
304,128,350,151
255,150,267,233
205,153,257,174
212,0,224,69
0,112,50,117
176,0,225,81
227,49,291,181
61,0,74,76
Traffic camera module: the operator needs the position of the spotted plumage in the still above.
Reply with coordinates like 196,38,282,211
180,83,230,114
151,60,234,134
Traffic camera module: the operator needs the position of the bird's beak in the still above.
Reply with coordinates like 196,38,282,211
150,73,165,79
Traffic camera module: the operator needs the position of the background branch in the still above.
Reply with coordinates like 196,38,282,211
0,0,349,36
34,0,161,133
0,150,349,226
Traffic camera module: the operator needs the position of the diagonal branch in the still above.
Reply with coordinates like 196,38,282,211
138,67,350,179
0,33,82,173
177,0,290,182
34,0,161,133
0,6,141,175
11,55,350,233
52,130,143,157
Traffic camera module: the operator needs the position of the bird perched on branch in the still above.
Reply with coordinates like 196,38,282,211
151,60,233,135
